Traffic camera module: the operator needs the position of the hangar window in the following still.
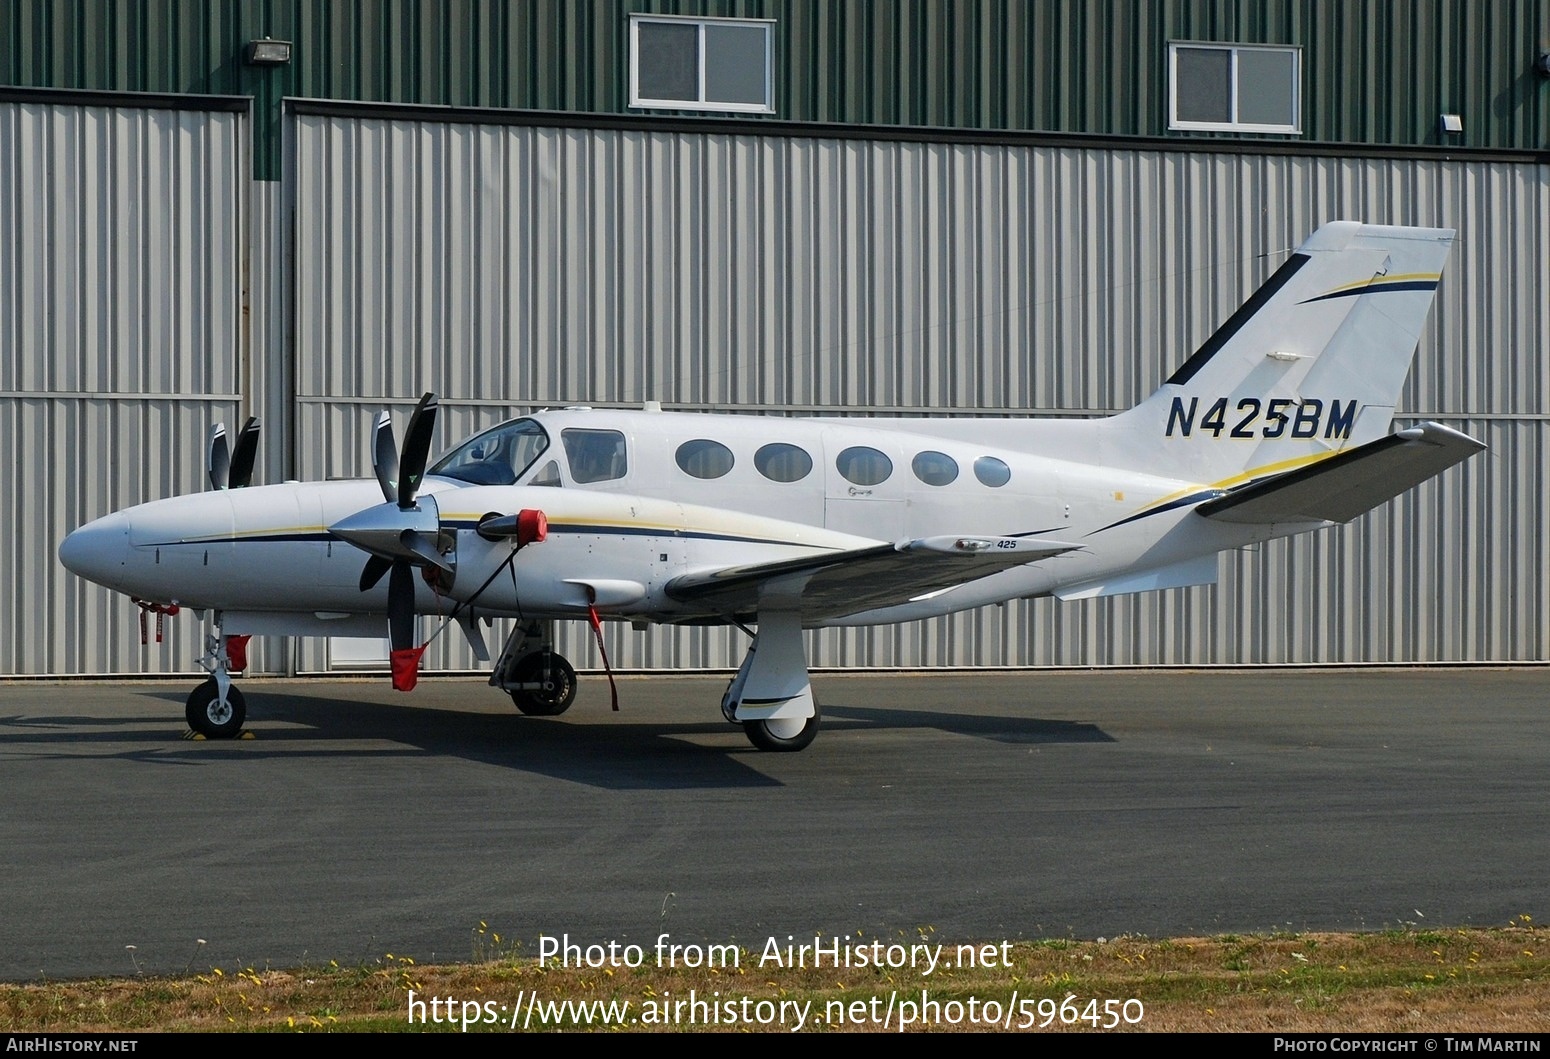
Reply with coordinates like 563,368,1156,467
562,429,628,484
754,443,812,483
1169,43,1300,134
837,446,893,487
973,456,1011,488
676,439,735,480
911,451,958,486
630,15,774,114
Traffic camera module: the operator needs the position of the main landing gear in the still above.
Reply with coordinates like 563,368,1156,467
721,609,821,753
186,616,249,739
740,708,822,753
493,615,821,751
491,620,577,716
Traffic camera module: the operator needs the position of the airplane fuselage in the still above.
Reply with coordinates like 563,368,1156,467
59,406,1283,635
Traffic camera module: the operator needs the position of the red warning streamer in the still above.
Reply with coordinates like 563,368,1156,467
133,599,180,645
586,603,619,712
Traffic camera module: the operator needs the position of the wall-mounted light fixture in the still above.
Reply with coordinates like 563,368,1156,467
245,38,292,65
1439,113,1463,135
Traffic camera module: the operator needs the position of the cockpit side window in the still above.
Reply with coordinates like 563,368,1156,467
429,418,550,486
562,428,628,484
528,460,562,487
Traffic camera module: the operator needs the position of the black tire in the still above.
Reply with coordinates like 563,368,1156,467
742,700,821,752
185,678,246,738
509,653,578,716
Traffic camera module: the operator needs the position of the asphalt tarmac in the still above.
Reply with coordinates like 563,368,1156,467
1,668,1544,981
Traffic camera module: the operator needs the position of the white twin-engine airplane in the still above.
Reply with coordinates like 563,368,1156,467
59,222,1484,751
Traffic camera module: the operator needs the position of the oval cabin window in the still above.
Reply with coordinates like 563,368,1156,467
754,443,814,483
675,439,734,479
911,450,958,486
974,456,1011,487
836,446,893,487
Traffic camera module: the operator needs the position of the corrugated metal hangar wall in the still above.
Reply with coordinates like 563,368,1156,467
2,96,249,675
4,96,1547,676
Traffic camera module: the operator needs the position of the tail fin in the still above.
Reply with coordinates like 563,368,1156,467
1106,222,1455,486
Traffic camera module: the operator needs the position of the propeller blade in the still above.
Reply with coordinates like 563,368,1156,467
228,416,260,489
388,559,416,652
457,612,490,662
371,410,397,504
359,554,392,592
397,392,439,509
207,423,230,491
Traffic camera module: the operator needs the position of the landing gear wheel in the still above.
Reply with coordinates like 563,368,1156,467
742,701,821,752
185,679,246,738
509,653,577,716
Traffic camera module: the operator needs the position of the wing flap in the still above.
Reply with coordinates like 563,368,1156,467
666,535,1080,621
1197,422,1484,525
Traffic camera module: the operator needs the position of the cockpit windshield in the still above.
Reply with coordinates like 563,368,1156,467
428,418,550,486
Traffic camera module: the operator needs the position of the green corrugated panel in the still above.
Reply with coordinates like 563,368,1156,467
2,0,1546,180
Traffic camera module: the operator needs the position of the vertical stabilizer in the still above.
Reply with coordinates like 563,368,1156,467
1105,222,1454,486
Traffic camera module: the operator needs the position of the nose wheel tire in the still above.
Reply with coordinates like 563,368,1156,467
186,679,247,739
509,653,578,716
742,702,820,752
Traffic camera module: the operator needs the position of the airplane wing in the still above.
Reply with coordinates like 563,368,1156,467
1197,422,1485,525
665,535,1080,621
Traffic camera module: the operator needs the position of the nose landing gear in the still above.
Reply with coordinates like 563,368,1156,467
186,617,250,739
186,677,247,738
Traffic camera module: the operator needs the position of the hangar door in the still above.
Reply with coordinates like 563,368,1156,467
288,104,1541,675
0,95,247,676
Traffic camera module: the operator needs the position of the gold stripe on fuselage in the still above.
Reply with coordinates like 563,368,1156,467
1127,448,1342,518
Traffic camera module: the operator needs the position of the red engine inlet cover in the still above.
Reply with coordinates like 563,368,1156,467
516,508,548,547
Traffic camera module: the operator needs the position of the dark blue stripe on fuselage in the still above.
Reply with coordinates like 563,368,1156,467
145,524,819,551
1089,491,1223,534
1092,457,1343,534
539,522,814,548
139,531,336,547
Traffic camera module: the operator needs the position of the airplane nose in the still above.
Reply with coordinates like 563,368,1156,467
58,511,133,589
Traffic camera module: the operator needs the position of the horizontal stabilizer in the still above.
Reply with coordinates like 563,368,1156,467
1197,422,1484,525
667,535,1079,621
